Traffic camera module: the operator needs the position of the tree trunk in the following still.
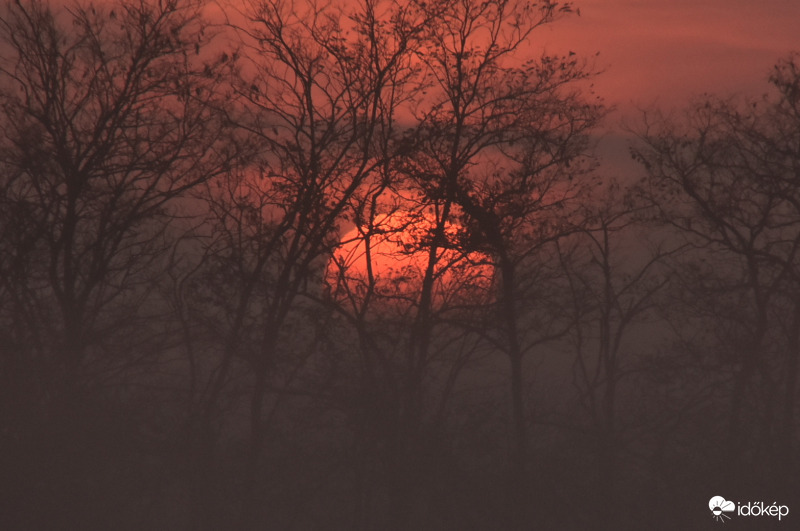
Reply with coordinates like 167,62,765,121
499,258,528,529
240,360,270,527
778,302,800,489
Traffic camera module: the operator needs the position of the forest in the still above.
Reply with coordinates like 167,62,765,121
1,0,799,529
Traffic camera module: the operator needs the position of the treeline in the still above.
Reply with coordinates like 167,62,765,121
0,0,798,529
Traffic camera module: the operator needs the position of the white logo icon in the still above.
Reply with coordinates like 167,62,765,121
709,496,735,522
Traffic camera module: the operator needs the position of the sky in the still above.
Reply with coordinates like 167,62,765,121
532,0,800,176
542,0,800,113
215,0,799,113
215,0,799,175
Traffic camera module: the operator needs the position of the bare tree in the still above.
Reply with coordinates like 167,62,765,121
556,182,682,527
180,0,435,525
402,0,603,525
632,54,800,488
322,185,494,529
0,0,236,527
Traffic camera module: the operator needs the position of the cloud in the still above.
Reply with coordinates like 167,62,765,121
709,496,736,513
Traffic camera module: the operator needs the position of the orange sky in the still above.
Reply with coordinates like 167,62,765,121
196,0,800,117
540,0,800,114
59,0,800,110
524,0,800,177
209,0,800,177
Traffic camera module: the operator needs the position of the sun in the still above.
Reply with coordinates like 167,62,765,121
325,207,493,310
708,496,735,523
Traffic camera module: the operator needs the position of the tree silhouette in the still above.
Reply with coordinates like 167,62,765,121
633,54,800,491
4,1,796,529
0,0,235,527
404,0,603,525
182,0,435,525
555,182,682,527
322,191,494,529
